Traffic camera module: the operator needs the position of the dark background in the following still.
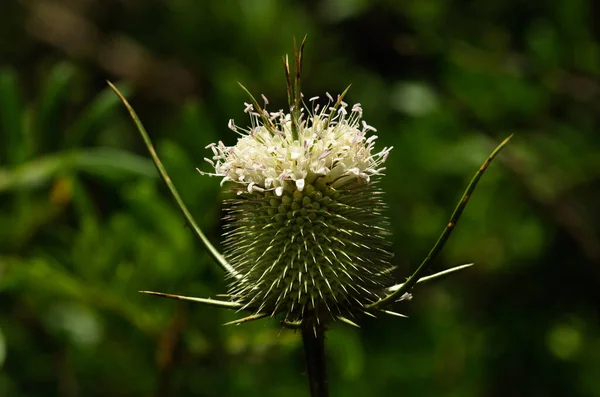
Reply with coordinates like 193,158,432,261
1,0,599,396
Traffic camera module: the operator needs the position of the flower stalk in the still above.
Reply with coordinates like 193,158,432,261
302,322,329,397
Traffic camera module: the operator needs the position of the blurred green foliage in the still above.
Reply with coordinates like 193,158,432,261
1,0,600,396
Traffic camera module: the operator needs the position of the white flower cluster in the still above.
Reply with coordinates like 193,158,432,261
201,94,393,196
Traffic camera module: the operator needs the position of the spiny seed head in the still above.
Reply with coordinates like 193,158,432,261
201,94,394,323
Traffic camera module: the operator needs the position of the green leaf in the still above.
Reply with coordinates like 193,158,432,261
74,147,157,182
0,67,25,164
2,256,156,332
64,83,132,147
0,148,156,193
0,326,5,369
35,63,77,154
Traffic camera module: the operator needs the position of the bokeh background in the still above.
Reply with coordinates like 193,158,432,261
1,0,600,396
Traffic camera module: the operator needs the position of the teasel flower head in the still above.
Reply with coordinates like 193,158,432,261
201,87,395,323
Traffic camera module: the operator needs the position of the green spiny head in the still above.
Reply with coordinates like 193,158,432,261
201,93,395,324
224,176,393,322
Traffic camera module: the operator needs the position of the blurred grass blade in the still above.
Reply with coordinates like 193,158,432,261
3,256,155,332
386,263,474,292
0,148,156,192
0,155,63,192
70,175,100,233
36,63,77,153
107,81,238,278
368,135,513,309
0,326,5,368
65,83,132,147
140,291,243,309
0,67,25,164
74,148,156,181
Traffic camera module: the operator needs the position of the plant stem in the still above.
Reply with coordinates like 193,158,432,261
302,322,329,397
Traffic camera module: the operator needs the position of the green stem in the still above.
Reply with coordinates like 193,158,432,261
302,322,329,397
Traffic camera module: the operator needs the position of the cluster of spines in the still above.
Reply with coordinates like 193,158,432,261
222,176,394,323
